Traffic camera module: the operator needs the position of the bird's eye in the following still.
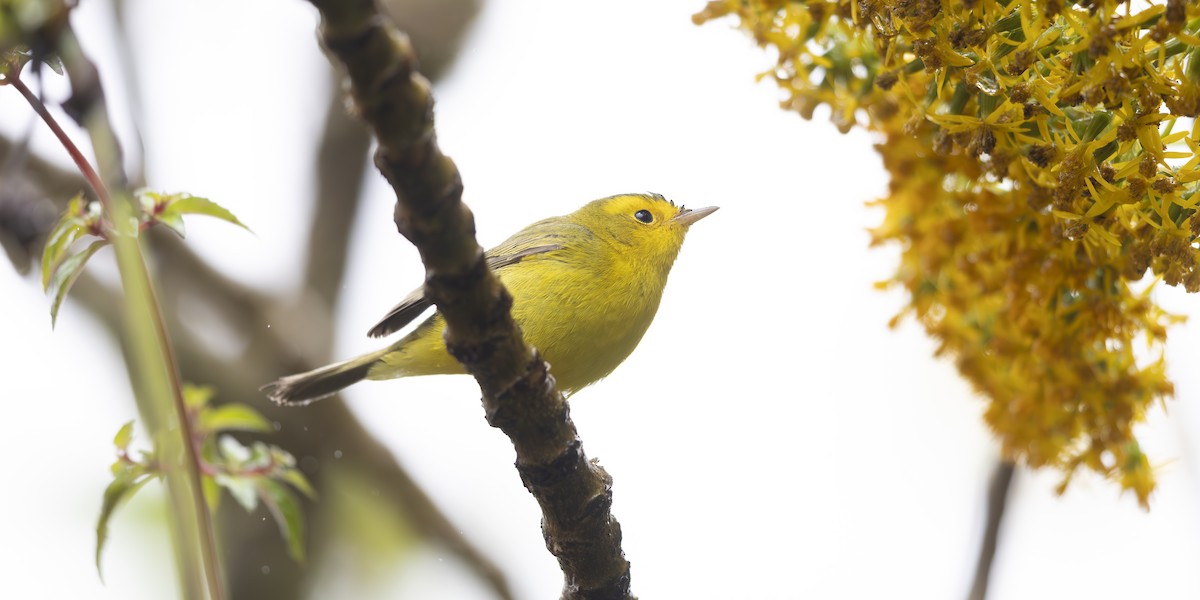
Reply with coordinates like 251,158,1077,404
634,210,654,224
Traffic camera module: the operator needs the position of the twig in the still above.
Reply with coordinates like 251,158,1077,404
307,2,632,597
967,459,1016,600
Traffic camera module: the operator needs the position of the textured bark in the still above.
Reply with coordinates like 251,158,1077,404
307,2,634,598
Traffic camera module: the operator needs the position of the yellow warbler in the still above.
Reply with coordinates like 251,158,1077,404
263,193,716,405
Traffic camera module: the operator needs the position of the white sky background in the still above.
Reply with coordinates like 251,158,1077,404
3,0,1200,598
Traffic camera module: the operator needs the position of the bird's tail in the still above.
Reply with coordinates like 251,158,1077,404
261,348,389,406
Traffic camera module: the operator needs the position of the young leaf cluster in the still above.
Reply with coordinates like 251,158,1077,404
40,191,247,326
696,0,1200,506
0,1,69,85
97,384,316,576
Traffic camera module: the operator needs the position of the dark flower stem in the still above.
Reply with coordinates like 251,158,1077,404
967,459,1015,600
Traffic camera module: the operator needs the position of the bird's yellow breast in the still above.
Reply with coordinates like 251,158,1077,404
506,249,664,392
370,243,666,394
366,192,708,395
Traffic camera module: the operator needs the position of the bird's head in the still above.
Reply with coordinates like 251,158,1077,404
576,193,717,271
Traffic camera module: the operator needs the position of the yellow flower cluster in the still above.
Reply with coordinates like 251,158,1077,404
696,0,1200,507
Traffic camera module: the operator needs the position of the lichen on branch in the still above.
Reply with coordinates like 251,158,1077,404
696,0,1200,507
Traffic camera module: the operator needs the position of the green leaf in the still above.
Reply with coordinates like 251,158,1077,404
201,475,222,512
267,446,317,499
156,210,186,237
217,435,252,469
269,446,296,468
246,441,273,469
215,473,259,512
113,420,135,451
259,478,307,563
7,48,67,77
199,404,271,435
96,468,153,579
158,195,251,235
1,48,31,78
49,240,109,328
182,383,216,411
198,436,219,467
137,190,161,213
40,54,64,76
41,194,87,290
277,466,317,500
40,220,84,290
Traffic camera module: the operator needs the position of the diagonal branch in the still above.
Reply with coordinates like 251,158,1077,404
307,2,633,598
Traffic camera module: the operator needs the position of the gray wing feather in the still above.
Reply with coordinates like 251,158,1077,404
366,287,431,338
365,238,566,339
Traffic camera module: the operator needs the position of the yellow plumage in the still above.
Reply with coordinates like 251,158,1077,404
262,193,716,405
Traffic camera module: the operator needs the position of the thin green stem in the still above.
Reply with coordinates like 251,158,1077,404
8,50,225,600
81,100,227,600
136,243,226,600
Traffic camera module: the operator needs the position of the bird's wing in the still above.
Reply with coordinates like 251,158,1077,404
366,287,430,338
365,218,574,339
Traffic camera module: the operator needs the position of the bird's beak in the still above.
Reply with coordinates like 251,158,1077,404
671,205,719,226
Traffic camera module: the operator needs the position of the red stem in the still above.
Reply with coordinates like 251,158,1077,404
6,73,113,209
